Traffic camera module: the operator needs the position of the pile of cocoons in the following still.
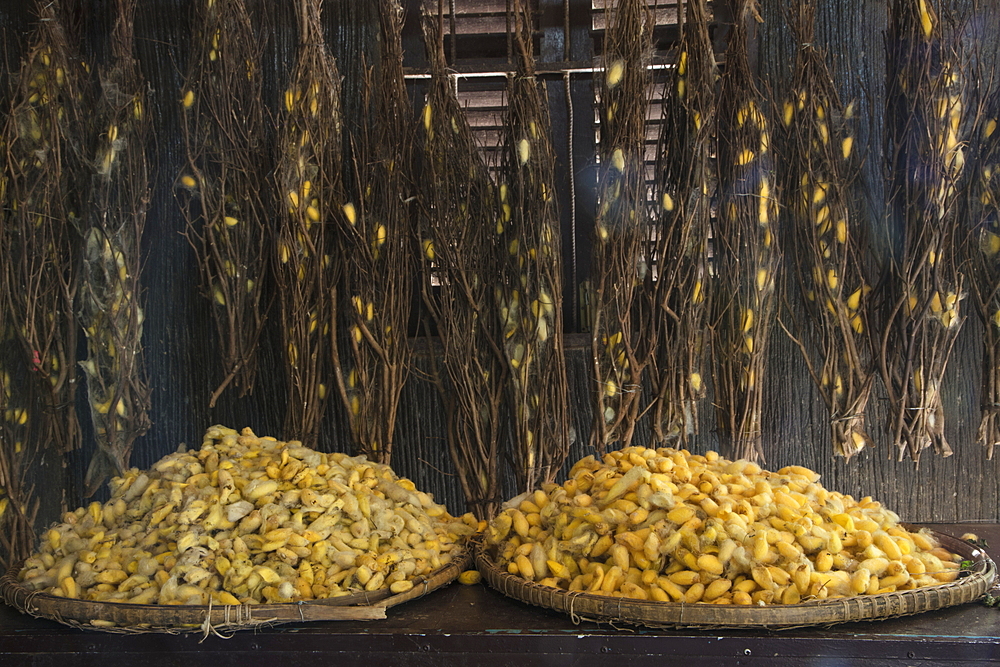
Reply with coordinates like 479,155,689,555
19,425,478,606
485,446,963,605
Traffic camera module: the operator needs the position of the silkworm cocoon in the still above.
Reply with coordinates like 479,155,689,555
697,554,724,576
875,532,902,561
518,139,531,165
606,60,624,88
683,582,705,603
667,505,696,525
850,568,871,595
780,584,801,604
391,579,416,593
511,510,530,539
668,570,700,587
751,566,774,591
776,541,800,561
855,530,873,549
620,582,648,600
703,577,732,601
515,554,535,581
649,585,670,602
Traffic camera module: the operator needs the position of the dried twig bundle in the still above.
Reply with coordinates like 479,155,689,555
0,0,85,468
76,0,152,494
967,89,1000,456
274,0,344,447
650,0,715,446
0,0,87,563
0,343,43,569
589,0,655,454
329,0,412,466
418,9,507,518
495,0,569,491
0,355,40,569
880,0,968,461
178,0,270,408
780,0,873,460
712,0,779,462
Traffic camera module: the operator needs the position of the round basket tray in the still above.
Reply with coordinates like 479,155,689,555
475,529,996,630
1,544,472,635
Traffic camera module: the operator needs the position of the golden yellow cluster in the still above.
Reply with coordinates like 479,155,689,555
495,106,562,481
879,0,967,460
783,58,873,459
969,97,1000,454
79,226,145,434
0,7,90,527
591,147,644,446
13,44,73,150
736,101,776,330
5,36,78,384
2,366,28,455
177,0,271,405
712,77,777,462
486,447,961,604
76,0,153,493
272,2,343,445
276,19,339,284
978,111,1000,305
648,0,714,447
19,426,477,605
587,0,654,454
329,0,412,465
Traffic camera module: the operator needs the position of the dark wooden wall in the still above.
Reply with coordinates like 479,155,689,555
752,0,1000,523
2,0,1000,536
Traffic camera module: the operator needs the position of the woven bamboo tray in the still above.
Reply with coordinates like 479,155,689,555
476,529,995,630
1,544,472,635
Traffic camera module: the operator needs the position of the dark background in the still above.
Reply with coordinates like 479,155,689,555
1,0,999,536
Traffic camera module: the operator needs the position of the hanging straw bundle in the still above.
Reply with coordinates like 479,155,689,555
712,0,779,463
967,89,1000,456
0,0,87,564
494,0,570,492
0,352,38,569
178,0,270,408
417,7,507,518
0,0,85,469
779,0,874,460
0,328,42,568
274,0,345,447
329,0,412,466
881,0,968,461
649,0,715,446
589,0,655,454
75,0,152,494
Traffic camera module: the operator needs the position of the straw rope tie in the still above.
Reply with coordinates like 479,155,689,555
567,590,584,625
23,589,42,615
200,598,232,641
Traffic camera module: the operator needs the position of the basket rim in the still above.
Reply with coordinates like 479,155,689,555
475,527,996,630
1,543,472,634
